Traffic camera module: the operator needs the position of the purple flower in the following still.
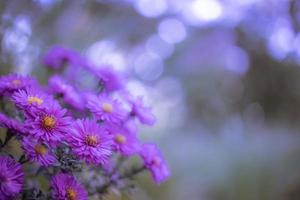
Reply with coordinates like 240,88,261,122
67,119,113,165
123,119,138,134
25,105,72,145
0,112,26,135
128,96,156,126
0,156,24,200
43,46,82,70
51,173,88,200
12,87,58,113
91,66,125,92
0,74,36,96
22,137,57,166
139,143,170,184
48,75,85,110
108,125,140,156
87,94,127,125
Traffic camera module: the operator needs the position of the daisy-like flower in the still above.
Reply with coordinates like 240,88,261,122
0,156,24,200
22,137,57,166
0,74,36,96
139,143,170,184
92,66,125,92
12,87,58,113
68,119,113,165
25,105,71,145
51,173,88,200
87,94,127,125
0,112,26,135
43,46,82,70
128,96,156,126
108,125,140,156
48,75,85,111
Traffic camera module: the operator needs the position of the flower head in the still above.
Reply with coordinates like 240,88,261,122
92,66,125,92
139,143,170,184
0,112,26,135
109,125,140,156
25,105,72,145
48,75,85,110
51,173,88,200
43,46,82,70
22,137,57,166
0,156,24,200
129,96,156,126
0,74,36,96
67,119,113,165
87,94,127,125
12,87,58,113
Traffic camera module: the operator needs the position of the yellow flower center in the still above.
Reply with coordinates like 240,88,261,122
85,135,98,147
42,116,56,129
66,188,77,200
27,96,43,105
115,134,126,144
12,79,21,85
34,144,48,155
102,103,113,113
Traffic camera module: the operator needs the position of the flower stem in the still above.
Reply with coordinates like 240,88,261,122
96,165,146,195
0,130,14,150
19,154,30,164
119,165,146,180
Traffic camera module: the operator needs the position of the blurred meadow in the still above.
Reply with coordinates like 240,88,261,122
2,0,300,200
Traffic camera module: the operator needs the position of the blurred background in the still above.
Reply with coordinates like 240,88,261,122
2,0,300,199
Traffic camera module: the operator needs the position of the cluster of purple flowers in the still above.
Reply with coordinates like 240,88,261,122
0,46,170,199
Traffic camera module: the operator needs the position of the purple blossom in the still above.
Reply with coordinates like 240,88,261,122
128,96,156,126
25,105,72,145
87,94,127,125
123,119,138,134
43,46,82,70
139,143,170,184
0,156,24,200
22,137,57,166
67,119,113,165
48,75,85,110
12,87,58,114
51,173,88,200
108,125,141,156
91,66,125,92
0,112,26,135
0,74,36,96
